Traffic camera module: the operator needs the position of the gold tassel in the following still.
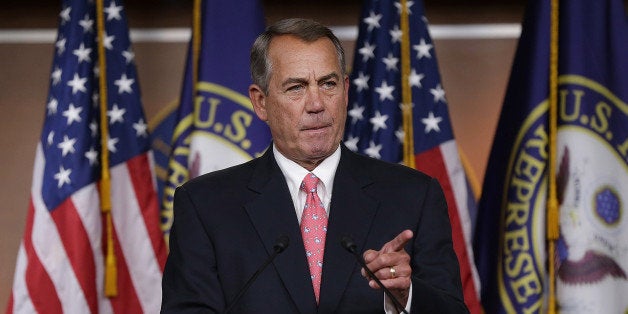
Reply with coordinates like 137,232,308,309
104,208,118,296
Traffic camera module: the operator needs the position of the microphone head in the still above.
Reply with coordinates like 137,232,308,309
340,235,357,253
273,235,290,253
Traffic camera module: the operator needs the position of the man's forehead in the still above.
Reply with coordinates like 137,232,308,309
268,36,339,69
268,34,332,52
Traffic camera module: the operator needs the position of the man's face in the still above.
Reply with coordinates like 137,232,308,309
250,35,349,170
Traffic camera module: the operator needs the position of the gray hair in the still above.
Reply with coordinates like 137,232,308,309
250,18,346,94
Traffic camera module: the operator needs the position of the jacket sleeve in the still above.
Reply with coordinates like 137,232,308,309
161,186,224,313
409,178,469,314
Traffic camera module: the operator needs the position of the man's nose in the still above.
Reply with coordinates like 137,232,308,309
304,87,324,113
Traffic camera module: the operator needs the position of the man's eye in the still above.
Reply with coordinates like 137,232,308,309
321,81,337,89
287,85,304,92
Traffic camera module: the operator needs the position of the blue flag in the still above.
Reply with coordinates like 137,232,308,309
474,0,628,313
343,0,482,312
148,102,177,209
159,0,270,240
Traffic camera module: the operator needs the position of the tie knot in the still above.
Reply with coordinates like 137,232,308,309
301,173,320,193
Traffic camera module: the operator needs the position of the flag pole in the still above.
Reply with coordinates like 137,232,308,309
547,0,560,312
400,0,415,169
95,0,118,297
192,0,201,93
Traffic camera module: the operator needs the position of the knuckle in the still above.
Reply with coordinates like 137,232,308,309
379,254,394,266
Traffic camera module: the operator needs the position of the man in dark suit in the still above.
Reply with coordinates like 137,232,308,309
161,18,468,313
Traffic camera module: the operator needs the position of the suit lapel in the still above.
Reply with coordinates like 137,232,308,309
318,147,379,312
244,150,318,314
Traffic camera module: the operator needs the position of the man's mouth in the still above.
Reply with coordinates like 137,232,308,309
302,124,332,134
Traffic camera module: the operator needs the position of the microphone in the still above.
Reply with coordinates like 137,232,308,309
341,236,409,314
224,235,290,314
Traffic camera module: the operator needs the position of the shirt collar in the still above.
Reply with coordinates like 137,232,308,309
273,144,341,197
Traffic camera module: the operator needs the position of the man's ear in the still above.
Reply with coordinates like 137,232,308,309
343,75,350,109
249,84,267,121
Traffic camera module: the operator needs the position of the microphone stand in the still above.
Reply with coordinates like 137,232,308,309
341,236,409,314
223,235,289,314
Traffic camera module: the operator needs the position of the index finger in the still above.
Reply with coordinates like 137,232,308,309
381,229,414,253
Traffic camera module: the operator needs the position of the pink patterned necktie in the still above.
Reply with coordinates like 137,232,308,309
300,173,328,304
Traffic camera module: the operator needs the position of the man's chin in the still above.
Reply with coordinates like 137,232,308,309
304,142,339,159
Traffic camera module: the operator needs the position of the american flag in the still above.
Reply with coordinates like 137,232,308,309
6,0,167,313
343,0,482,312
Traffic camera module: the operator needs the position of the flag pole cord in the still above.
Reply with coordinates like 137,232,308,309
400,0,415,169
547,0,560,312
95,0,117,297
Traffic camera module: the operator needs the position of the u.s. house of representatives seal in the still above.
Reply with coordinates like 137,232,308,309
499,75,628,313
186,82,269,176
555,76,628,313
161,81,270,238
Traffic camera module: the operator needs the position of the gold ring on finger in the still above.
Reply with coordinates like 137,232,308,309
389,266,396,279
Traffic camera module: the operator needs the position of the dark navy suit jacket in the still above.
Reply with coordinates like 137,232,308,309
161,145,468,313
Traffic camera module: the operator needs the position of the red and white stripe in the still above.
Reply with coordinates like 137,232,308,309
7,144,167,314
415,140,482,314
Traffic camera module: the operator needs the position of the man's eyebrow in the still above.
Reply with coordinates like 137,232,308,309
281,77,308,88
280,72,340,88
317,72,340,83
